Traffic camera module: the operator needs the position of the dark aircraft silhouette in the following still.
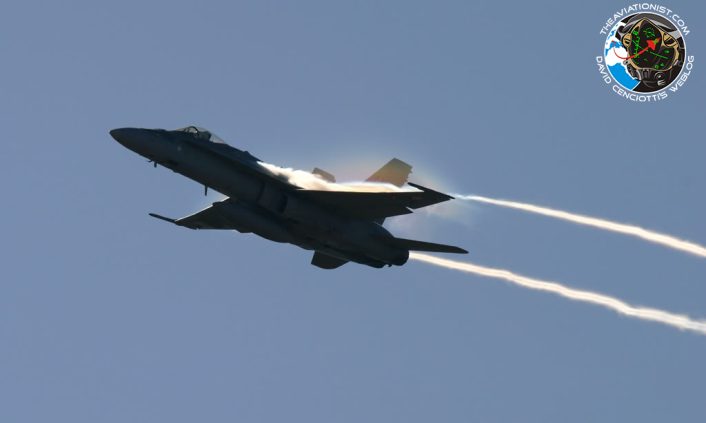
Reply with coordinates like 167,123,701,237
110,126,467,268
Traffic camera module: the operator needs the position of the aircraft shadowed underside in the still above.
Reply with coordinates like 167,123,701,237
110,126,467,268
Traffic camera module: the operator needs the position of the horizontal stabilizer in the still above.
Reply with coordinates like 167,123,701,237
387,237,468,254
311,251,349,269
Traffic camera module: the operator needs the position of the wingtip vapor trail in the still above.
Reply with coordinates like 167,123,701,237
256,164,706,335
457,195,706,260
410,252,706,336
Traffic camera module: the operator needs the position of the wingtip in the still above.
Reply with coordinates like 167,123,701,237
407,182,454,200
148,213,177,224
440,245,469,254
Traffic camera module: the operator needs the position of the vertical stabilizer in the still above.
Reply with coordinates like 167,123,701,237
365,158,412,187
366,158,412,224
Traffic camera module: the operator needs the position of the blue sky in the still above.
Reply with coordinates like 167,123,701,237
2,1,705,421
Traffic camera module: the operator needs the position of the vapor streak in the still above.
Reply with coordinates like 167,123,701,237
460,195,706,259
410,253,706,335
258,162,410,192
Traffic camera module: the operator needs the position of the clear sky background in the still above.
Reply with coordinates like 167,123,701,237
2,1,705,422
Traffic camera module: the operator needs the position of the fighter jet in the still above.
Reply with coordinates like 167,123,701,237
110,126,467,268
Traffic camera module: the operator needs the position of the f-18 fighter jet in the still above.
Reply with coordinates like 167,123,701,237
110,126,467,268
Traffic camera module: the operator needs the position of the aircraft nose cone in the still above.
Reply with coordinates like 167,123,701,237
109,127,140,146
109,127,164,158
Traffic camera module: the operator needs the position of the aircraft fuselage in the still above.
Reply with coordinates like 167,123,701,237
110,128,408,267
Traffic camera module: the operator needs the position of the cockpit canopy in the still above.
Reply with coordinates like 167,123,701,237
176,126,227,144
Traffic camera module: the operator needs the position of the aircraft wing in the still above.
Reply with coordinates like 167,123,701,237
149,200,251,232
296,182,453,220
